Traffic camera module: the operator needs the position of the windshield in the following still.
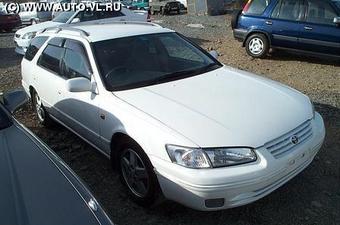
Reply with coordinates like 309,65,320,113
333,0,340,10
52,11,75,23
93,32,221,91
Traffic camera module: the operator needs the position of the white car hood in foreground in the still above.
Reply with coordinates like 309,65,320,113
115,67,313,148
16,21,62,35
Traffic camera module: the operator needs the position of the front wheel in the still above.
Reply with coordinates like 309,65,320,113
245,33,269,58
118,139,160,206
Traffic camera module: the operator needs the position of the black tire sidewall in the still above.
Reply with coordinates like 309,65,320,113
32,90,53,126
118,139,159,206
245,33,269,58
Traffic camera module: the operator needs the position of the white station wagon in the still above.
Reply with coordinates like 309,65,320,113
21,22,325,211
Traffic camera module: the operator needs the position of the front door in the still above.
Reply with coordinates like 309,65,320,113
57,39,101,147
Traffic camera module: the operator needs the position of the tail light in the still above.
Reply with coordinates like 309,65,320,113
242,0,252,13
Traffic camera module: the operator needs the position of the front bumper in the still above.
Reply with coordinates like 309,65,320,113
14,37,30,55
152,113,325,211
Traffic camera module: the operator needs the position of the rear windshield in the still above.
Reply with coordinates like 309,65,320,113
244,0,272,15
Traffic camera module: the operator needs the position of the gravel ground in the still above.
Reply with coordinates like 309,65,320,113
1,14,340,225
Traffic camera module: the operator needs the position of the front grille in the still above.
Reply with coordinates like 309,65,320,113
15,34,20,38
265,120,313,159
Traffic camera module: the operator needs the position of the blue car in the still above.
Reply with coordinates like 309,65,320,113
232,0,340,58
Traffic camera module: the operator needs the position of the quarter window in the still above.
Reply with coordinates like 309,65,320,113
24,36,49,61
38,44,64,75
244,0,271,15
271,0,302,21
306,0,337,25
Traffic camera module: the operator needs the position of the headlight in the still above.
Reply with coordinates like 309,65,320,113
22,32,36,40
166,145,211,168
166,145,257,168
205,148,257,167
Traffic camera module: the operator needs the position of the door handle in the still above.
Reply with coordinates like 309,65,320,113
304,26,313,31
265,20,273,25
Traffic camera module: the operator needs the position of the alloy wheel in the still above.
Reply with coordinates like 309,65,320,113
121,148,150,198
248,37,264,55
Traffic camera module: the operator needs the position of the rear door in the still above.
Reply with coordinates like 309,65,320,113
298,0,340,56
36,37,66,120
268,0,304,49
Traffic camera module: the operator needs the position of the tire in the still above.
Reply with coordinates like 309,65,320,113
161,7,166,15
32,90,54,126
118,138,160,206
30,19,37,25
177,9,180,14
231,9,241,29
245,33,269,58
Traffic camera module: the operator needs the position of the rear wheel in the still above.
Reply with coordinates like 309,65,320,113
32,90,54,126
118,138,160,206
245,33,269,58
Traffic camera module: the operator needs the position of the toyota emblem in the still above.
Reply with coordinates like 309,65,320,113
291,135,299,145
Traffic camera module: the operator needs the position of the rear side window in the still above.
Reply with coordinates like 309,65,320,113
24,36,48,61
38,44,65,75
271,0,302,21
243,0,271,15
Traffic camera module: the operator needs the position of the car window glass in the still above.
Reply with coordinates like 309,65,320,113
52,11,75,23
159,36,204,63
245,0,271,15
38,44,64,75
62,40,91,79
271,0,301,20
306,0,337,25
24,36,49,61
0,106,12,130
97,10,124,18
77,10,98,22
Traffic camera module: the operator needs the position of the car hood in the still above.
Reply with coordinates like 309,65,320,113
0,124,109,225
115,66,313,148
16,21,62,35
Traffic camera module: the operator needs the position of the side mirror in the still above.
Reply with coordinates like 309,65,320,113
66,77,92,92
0,89,28,114
209,50,218,59
334,17,340,25
70,17,80,24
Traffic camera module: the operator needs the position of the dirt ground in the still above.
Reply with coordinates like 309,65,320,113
0,13,339,225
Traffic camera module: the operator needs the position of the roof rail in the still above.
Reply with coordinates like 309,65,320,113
88,20,162,28
41,26,89,37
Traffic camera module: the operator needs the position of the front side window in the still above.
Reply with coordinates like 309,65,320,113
38,42,64,75
306,0,337,25
24,36,49,61
93,32,221,91
62,40,92,79
271,0,302,20
243,0,271,15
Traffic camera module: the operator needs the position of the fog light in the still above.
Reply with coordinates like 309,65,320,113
205,198,225,208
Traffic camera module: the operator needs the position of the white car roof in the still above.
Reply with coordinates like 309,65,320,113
41,22,174,42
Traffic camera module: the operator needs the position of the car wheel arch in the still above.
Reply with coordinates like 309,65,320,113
110,132,149,169
243,30,271,47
